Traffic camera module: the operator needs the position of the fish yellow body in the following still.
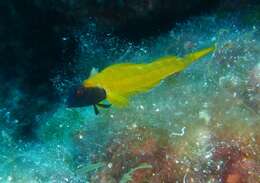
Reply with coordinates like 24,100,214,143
82,46,215,107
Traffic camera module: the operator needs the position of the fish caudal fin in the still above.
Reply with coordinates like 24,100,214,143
106,93,129,108
182,44,215,66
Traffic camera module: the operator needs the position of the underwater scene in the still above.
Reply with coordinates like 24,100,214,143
0,0,260,182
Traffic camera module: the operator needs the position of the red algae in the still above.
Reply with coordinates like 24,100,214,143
90,117,260,182
212,145,249,183
212,143,260,183
91,127,189,183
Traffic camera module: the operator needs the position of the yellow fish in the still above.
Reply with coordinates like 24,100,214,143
67,45,215,114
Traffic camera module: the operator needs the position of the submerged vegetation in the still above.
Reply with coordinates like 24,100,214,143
0,5,259,183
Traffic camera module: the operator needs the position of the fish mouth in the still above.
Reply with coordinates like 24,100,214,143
66,96,78,108
66,85,83,108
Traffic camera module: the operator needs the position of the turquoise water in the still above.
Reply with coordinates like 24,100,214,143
0,5,259,183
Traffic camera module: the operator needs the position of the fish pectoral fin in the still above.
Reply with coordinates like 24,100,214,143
97,103,111,108
93,103,111,115
93,105,100,115
107,93,129,108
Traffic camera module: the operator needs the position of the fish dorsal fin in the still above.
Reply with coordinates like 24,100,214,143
90,67,99,76
102,63,145,72
106,92,129,108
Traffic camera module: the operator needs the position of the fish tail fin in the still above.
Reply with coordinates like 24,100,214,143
182,44,216,66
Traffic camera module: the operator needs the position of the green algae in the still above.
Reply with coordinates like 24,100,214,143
77,162,105,174
119,163,152,183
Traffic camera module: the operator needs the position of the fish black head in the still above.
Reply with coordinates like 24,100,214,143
67,85,106,108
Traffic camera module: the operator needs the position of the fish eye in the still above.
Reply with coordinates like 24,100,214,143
76,88,84,96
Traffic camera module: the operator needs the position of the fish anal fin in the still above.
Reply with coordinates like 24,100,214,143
107,93,129,108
